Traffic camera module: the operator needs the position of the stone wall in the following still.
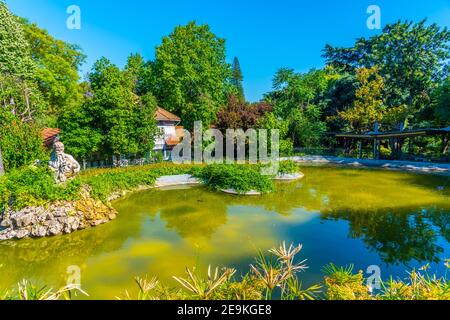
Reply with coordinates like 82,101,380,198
0,190,117,241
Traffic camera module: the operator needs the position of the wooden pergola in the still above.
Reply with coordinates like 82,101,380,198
334,127,450,160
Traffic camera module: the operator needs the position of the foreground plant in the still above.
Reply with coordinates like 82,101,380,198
324,262,450,300
1,280,88,300
252,242,317,300
173,266,237,300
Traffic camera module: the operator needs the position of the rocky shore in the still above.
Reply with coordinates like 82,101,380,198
0,175,199,241
0,190,117,241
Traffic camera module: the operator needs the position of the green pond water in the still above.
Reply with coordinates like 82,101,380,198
0,166,449,299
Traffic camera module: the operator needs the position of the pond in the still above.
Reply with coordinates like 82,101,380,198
0,166,449,299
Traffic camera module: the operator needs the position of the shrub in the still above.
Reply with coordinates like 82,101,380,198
195,164,275,194
0,166,81,211
324,262,450,300
0,111,48,171
278,160,298,174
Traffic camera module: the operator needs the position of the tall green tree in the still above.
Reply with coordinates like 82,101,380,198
324,20,450,124
264,68,329,148
124,53,146,95
0,109,45,171
0,1,45,173
21,20,86,118
153,21,231,129
59,58,158,161
231,57,244,100
0,1,35,79
432,77,450,126
337,67,386,133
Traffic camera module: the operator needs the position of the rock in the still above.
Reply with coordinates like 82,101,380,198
0,217,12,228
48,221,63,236
12,212,36,228
64,216,80,233
108,212,117,220
220,189,262,196
0,229,16,241
15,229,30,239
273,172,305,181
31,225,48,237
0,188,118,241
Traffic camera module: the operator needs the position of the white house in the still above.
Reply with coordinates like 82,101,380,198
154,107,183,159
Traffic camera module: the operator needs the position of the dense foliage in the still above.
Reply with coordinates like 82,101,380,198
58,58,159,162
0,166,80,211
0,111,46,172
195,164,275,194
217,95,272,131
152,22,231,130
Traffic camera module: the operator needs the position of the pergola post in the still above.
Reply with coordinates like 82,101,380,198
359,140,363,159
373,139,377,160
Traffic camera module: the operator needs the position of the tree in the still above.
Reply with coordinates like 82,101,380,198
153,21,231,129
59,58,159,161
0,1,43,122
21,20,86,117
216,95,271,131
433,77,450,126
58,104,103,168
0,1,35,79
256,112,293,155
264,68,329,148
338,67,385,133
322,74,358,132
324,20,450,123
231,57,244,100
0,1,45,173
0,109,45,171
124,53,146,95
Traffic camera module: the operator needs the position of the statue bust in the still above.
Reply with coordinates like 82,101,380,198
48,141,81,183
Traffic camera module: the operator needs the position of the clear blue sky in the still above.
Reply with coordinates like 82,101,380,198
6,0,450,102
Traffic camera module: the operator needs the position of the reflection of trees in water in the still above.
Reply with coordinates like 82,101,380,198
321,207,447,265
115,187,229,239
425,207,450,243
295,166,450,265
117,170,449,267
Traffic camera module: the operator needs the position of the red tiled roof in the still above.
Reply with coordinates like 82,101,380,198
155,107,181,122
42,128,60,147
165,136,181,146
